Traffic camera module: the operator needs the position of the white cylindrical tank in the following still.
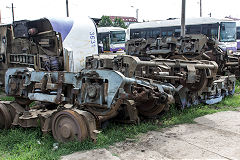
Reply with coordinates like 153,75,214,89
49,16,98,72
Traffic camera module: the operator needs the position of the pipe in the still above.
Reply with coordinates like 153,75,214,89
137,60,218,70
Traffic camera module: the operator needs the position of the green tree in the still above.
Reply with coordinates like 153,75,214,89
98,16,113,27
113,18,127,29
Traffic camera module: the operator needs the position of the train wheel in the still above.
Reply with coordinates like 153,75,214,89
137,100,165,117
0,103,12,129
183,69,208,92
51,110,88,142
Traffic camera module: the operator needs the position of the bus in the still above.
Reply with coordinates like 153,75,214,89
127,17,237,52
236,21,240,51
97,27,126,53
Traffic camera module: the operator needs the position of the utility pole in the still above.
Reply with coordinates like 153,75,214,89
131,6,139,22
66,0,69,17
6,3,15,23
136,8,139,22
200,0,202,17
181,0,186,37
11,3,14,22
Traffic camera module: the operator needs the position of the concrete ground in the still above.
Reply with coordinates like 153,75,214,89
61,111,240,160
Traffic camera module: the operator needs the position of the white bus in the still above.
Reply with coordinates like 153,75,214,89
236,21,240,51
127,17,237,52
97,27,126,53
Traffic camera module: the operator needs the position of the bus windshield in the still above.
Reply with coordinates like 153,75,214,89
220,22,236,42
110,31,126,44
236,27,240,39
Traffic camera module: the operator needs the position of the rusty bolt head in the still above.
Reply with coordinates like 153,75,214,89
86,85,97,98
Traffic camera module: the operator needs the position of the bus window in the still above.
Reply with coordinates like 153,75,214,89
98,33,103,43
211,28,218,39
168,31,173,36
153,30,160,38
141,31,146,39
202,24,216,37
220,22,236,42
133,32,140,38
174,28,181,37
130,30,140,38
100,33,110,51
111,31,126,44
146,30,153,38
187,25,201,34
162,31,167,37
130,32,133,39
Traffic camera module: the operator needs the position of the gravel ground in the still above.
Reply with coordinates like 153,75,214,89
62,111,240,160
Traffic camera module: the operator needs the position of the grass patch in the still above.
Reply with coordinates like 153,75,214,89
0,122,158,160
0,84,240,159
0,96,15,101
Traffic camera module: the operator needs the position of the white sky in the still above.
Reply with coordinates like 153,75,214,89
1,0,240,24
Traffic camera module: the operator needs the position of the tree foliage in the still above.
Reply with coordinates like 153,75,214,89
113,18,127,29
98,16,127,29
98,16,113,27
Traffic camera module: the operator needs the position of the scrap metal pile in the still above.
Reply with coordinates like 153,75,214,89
126,34,240,77
1,66,175,142
0,19,66,86
87,34,236,108
0,34,237,143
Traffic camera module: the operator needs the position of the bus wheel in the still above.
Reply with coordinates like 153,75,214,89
52,110,88,142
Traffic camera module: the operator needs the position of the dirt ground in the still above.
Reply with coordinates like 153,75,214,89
61,111,240,160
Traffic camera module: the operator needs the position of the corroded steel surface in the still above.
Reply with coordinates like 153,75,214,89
0,103,12,129
52,110,88,142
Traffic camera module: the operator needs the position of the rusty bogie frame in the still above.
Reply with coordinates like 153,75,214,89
0,67,175,142
125,34,240,77
86,53,235,108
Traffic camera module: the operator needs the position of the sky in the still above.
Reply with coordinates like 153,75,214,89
1,0,240,24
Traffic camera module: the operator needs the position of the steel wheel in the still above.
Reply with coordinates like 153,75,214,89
0,103,12,129
182,69,208,92
137,100,165,117
52,110,88,142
